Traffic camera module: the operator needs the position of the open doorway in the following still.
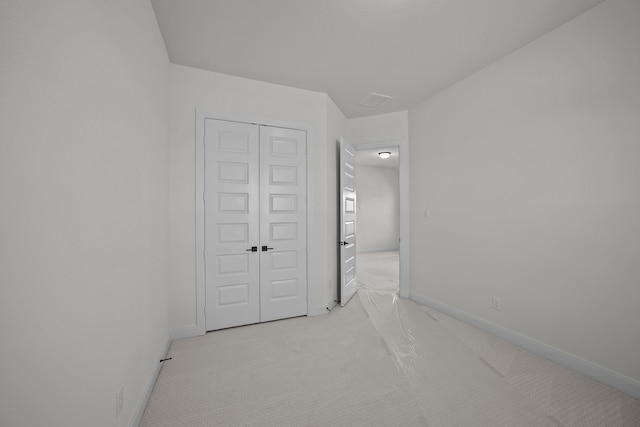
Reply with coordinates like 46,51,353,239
355,146,400,294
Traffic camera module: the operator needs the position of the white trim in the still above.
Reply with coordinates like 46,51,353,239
195,108,311,133
195,110,206,336
170,324,201,340
353,140,410,299
410,291,640,400
195,109,311,334
130,337,171,427
308,304,330,317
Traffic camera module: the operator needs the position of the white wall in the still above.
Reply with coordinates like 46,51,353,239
357,166,400,253
326,98,348,308
169,64,332,334
348,110,409,145
0,1,170,426
409,0,640,384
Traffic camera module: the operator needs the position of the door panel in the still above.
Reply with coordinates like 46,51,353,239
204,119,307,330
204,119,260,330
340,138,357,306
259,126,307,322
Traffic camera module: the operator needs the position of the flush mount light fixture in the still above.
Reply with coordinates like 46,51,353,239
378,151,391,159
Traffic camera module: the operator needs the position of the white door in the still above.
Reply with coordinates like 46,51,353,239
339,138,357,306
204,119,260,330
204,119,307,330
259,126,307,322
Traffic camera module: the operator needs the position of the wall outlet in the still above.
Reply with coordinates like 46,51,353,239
492,297,502,311
116,386,124,418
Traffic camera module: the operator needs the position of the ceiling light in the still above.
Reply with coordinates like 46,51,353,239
378,152,391,159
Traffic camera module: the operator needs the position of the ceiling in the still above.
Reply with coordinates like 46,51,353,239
151,0,604,118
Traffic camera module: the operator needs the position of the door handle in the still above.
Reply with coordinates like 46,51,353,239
245,246,258,252
262,246,274,252
338,241,347,246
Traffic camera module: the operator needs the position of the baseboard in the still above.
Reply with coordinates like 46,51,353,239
409,291,640,400
308,303,330,317
170,324,202,340
130,337,171,427
171,311,328,339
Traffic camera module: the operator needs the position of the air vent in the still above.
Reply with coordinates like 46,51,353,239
358,92,392,108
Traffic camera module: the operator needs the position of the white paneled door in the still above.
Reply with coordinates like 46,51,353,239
339,138,357,306
204,119,307,331
259,126,307,322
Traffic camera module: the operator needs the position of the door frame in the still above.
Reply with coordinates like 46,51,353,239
195,110,310,335
353,140,409,299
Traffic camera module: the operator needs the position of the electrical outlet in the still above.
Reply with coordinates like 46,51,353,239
492,297,502,311
116,387,124,418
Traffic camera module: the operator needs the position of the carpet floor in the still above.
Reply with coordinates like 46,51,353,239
140,251,640,426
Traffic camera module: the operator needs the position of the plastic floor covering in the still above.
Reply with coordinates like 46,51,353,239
140,251,640,426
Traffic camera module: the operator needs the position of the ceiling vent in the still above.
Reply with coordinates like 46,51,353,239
359,92,392,108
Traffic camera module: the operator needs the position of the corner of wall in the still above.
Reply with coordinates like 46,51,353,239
130,338,171,427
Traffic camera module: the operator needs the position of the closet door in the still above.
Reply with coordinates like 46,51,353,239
259,126,307,322
204,119,307,331
204,119,260,330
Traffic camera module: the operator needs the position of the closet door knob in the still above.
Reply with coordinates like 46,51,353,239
245,246,258,252
262,246,274,252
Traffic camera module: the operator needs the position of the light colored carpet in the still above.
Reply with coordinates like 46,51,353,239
140,251,640,426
